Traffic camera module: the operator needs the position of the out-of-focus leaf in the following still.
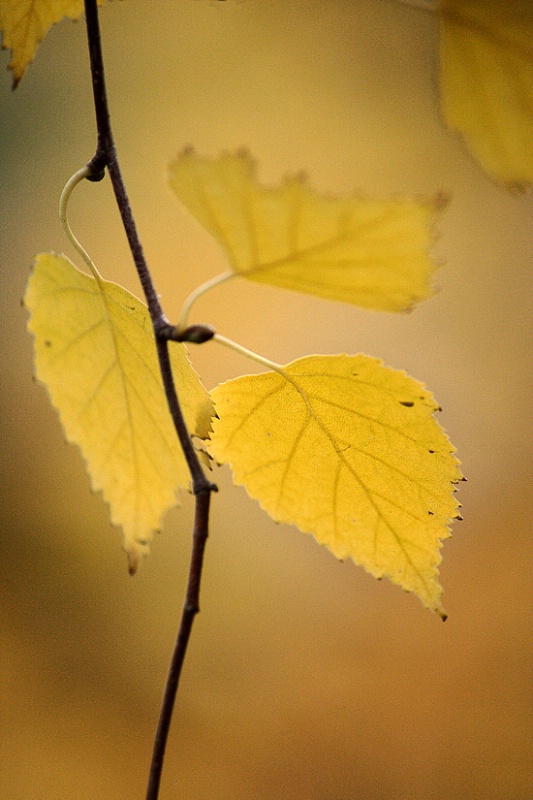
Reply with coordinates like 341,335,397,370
169,150,445,312
439,0,533,188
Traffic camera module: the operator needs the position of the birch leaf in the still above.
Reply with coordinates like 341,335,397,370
439,0,533,188
24,253,214,572
0,0,105,87
169,150,444,312
208,354,462,616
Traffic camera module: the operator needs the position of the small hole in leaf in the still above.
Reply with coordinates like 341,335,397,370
399,400,414,407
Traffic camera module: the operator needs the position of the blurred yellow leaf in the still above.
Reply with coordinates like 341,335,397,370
208,354,462,615
439,0,533,188
24,253,214,572
169,150,444,312
0,0,104,87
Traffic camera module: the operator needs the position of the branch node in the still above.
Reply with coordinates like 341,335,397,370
181,324,216,344
156,321,216,344
86,164,107,182
86,152,107,182
154,319,179,340
194,480,218,496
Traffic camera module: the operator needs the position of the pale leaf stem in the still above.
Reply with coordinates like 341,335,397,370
59,166,104,283
213,333,286,374
177,269,234,332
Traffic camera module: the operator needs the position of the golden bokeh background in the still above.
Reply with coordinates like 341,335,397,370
1,2,531,799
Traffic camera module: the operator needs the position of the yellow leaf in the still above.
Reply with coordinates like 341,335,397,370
0,0,105,87
169,150,444,313
208,354,462,615
439,0,533,188
24,253,214,572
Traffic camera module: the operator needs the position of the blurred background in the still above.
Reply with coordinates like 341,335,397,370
1,1,531,798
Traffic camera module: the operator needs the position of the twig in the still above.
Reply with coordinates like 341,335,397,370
83,0,165,332
145,488,212,800
82,2,217,797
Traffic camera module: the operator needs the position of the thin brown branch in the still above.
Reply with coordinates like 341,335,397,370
82,1,217,797
145,487,213,800
83,0,164,326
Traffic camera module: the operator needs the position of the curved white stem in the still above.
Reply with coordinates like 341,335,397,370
177,270,235,332
59,165,103,283
213,333,286,375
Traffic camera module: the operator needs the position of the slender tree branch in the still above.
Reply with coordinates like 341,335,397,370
155,338,213,493
145,489,212,800
82,1,217,796
83,0,164,324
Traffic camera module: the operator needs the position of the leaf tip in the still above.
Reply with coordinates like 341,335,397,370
126,539,150,576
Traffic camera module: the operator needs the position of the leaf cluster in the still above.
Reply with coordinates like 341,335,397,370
24,147,462,616
16,0,533,615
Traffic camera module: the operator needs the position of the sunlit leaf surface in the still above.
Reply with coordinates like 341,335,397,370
208,354,462,615
24,253,214,572
0,0,105,86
